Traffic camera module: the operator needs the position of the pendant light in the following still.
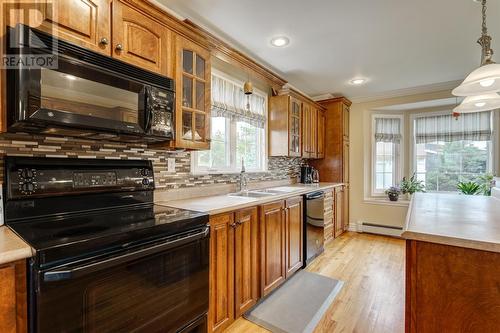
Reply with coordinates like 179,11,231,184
452,0,500,96
453,93,500,113
243,73,253,111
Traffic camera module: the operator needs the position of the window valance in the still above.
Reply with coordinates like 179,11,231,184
414,111,492,144
374,117,402,143
211,74,266,128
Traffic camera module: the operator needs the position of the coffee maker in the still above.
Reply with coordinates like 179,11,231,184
300,164,320,184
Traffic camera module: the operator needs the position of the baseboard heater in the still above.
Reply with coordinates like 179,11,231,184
360,222,403,237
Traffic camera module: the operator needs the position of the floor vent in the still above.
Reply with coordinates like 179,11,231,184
360,222,403,237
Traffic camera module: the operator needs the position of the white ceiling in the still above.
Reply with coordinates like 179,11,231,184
156,0,500,101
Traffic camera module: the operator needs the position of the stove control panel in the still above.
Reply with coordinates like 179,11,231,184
6,158,155,199
18,168,38,195
73,172,117,188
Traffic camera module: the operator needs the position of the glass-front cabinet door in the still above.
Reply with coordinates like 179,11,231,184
175,36,211,149
289,97,302,157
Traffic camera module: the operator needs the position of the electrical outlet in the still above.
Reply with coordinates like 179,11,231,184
167,158,176,173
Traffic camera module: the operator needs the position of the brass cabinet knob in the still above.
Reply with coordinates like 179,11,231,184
115,43,123,51
230,222,238,228
99,37,109,45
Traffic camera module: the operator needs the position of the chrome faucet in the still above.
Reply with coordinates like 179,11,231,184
238,158,248,192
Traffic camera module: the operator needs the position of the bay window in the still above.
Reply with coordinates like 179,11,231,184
192,71,267,174
412,111,494,192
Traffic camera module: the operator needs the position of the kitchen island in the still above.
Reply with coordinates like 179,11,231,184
402,193,500,333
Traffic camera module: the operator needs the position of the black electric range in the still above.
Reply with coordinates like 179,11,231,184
4,157,209,333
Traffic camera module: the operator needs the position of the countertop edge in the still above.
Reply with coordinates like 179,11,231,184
401,230,500,253
402,193,500,253
157,183,344,215
0,226,34,265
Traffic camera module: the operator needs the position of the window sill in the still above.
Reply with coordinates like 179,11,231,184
190,170,269,176
363,197,410,207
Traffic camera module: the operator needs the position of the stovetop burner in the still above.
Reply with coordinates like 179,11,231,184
8,204,207,267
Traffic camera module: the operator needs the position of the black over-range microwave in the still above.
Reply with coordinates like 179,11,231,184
6,24,175,142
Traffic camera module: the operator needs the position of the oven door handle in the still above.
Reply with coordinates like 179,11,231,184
43,226,209,282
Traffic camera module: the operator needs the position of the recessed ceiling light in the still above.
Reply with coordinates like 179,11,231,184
475,102,487,107
270,36,290,47
350,78,366,85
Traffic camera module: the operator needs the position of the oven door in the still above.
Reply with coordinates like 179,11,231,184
32,227,209,333
9,53,150,136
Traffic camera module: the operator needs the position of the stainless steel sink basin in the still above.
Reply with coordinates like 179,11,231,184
228,191,277,198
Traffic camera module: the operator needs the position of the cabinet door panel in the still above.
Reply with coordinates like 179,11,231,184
234,207,259,317
302,103,310,158
208,213,234,333
175,36,211,149
34,0,111,55
260,201,286,296
112,1,171,75
0,261,26,333
335,187,345,238
317,110,325,159
285,197,303,277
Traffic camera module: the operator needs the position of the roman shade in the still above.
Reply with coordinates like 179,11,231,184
211,74,266,128
374,117,402,143
414,111,492,144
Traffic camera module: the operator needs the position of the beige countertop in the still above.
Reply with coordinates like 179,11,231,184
0,226,34,265
156,183,343,215
402,193,500,253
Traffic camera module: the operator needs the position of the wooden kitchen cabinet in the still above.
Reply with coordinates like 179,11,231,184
208,207,259,333
260,200,286,296
323,190,334,243
310,97,351,234
29,0,111,55
334,186,345,237
269,95,302,157
174,35,211,150
406,240,500,332
269,88,324,159
234,207,259,317
0,260,27,333
208,213,235,333
285,196,303,277
112,1,172,76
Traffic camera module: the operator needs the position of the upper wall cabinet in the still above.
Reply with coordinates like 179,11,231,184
175,35,211,150
112,1,172,76
269,95,302,157
269,90,325,159
33,0,111,55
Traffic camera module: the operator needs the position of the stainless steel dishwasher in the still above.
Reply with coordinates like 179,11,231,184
303,191,325,266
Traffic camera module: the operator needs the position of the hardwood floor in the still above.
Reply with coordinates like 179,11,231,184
224,232,405,333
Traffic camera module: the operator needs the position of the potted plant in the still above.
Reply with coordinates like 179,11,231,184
457,181,481,195
400,173,425,200
385,186,401,201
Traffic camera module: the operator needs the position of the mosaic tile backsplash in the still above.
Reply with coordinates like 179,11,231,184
0,133,303,189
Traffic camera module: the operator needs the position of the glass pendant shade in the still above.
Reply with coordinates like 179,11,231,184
453,93,500,113
452,63,500,96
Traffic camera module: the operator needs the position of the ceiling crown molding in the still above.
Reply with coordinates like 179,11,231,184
349,80,462,104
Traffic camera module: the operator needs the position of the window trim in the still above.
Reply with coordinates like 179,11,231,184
191,69,268,175
409,109,497,192
371,114,404,197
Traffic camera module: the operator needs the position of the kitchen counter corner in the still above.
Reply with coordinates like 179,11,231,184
402,193,500,253
0,226,34,265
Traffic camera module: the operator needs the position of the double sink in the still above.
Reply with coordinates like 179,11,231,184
228,186,302,198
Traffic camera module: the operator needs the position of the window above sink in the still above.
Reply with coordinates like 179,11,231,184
191,69,268,175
